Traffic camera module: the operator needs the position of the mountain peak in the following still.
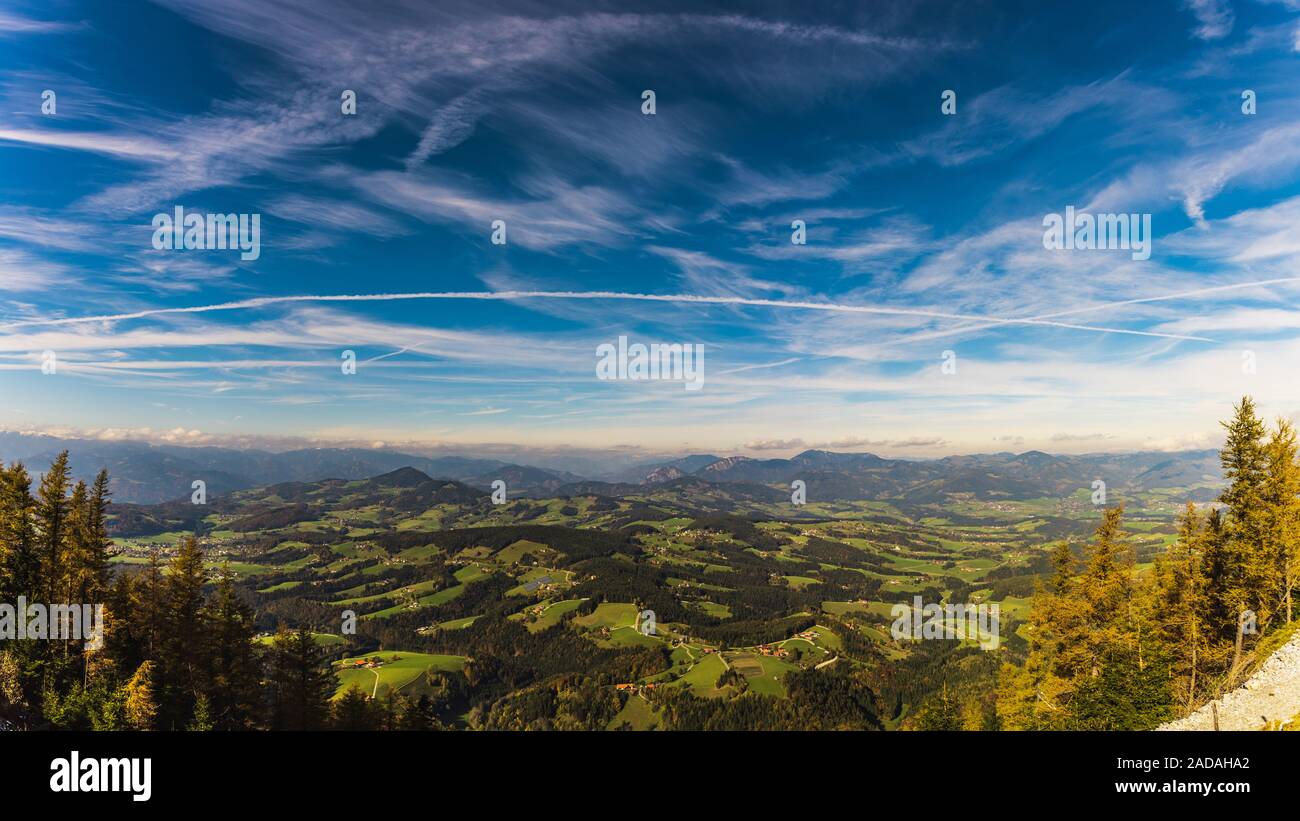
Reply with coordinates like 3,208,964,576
1014,450,1055,462
370,466,433,487
643,465,686,484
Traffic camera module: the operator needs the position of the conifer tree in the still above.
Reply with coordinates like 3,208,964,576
35,450,72,604
187,693,214,731
121,553,167,669
124,660,158,731
1153,502,1209,708
0,463,38,603
331,686,379,730
204,569,264,730
67,470,114,606
914,682,963,730
65,480,88,602
1261,419,1300,624
1219,398,1269,624
268,627,334,731
160,537,208,728
1048,541,1075,595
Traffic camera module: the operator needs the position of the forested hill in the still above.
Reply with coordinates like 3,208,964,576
2,399,1292,732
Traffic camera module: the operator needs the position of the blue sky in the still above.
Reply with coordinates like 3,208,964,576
2,0,1300,461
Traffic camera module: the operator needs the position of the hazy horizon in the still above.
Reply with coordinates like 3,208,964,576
0,423,1227,470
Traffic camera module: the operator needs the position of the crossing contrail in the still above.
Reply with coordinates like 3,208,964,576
0,289,1214,341
881,275,1300,346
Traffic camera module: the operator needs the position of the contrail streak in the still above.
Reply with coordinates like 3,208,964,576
0,289,1213,341
883,275,1300,346
1031,275,1300,321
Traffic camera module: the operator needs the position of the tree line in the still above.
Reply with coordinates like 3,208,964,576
0,451,406,731
995,398,1300,730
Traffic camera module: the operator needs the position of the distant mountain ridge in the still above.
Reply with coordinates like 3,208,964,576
0,433,579,504
678,447,1222,502
0,431,1222,505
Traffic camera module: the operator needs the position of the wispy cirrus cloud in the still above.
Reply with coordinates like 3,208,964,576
0,248,69,292
0,9,80,35
5,0,1300,454
0,127,177,160
1183,0,1235,40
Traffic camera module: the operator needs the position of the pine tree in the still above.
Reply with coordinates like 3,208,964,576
1048,541,1075,595
66,470,113,606
0,650,30,729
123,660,158,731
203,568,264,730
160,537,207,728
268,627,334,731
0,463,38,603
1153,503,1209,709
396,694,444,731
60,481,89,664
1061,506,1132,682
331,686,379,730
120,553,167,669
1219,398,1269,624
65,480,88,602
35,450,72,604
1067,637,1173,730
914,682,963,730
187,693,214,731
1199,507,1239,650
1262,419,1300,624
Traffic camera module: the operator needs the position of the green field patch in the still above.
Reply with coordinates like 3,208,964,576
989,595,1033,619
729,654,764,677
333,652,466,699
600,625,661,648
395,543,442,562
396,511,443,531
257,632,343,647
821,600,871,616
207,561,277,577
509,597,587,632
860,623,891,642
686,600,731,619
257,580,302,593
573,602,639,631
747,655,799,697
494,539,556,565
335,578,441,606
606,693,662,730
130,531,190,545
453,563,492,583
807,624,842,650
677,652,728,697
434,615,479,631
362,583,466,619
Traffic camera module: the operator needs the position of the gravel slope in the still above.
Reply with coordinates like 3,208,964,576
1156,632,1300,731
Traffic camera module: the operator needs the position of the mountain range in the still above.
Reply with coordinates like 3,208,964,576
0,433,579,504
0,432,1223,506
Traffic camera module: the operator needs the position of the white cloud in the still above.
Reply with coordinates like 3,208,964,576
1183,0,1235,40
0,128,176,161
